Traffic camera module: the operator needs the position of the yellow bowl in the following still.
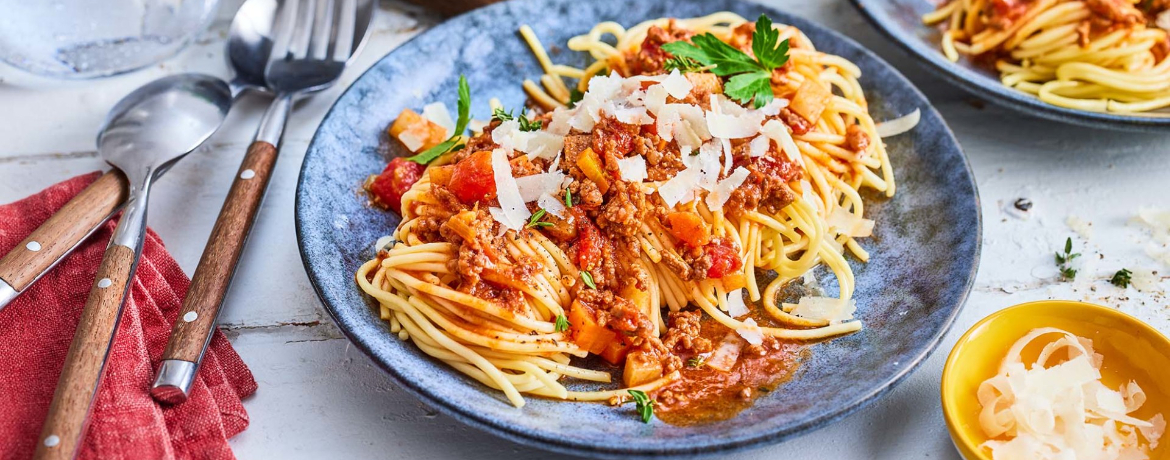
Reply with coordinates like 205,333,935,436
941,300,1170,460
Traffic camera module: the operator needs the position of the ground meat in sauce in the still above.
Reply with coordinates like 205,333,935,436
776,108,813,135
845,124,870,154
631,21,696,75
725,153,802,216
1085,0,1144,26
661,311,713,355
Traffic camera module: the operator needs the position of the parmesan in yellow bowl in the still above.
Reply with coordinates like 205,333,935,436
942,301,1170,460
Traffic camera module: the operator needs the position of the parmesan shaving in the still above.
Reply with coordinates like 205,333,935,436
538,193,567,218
422,102,454,138
725,288,749,318
398,129,426,152
706,110,764,139
748,135,770,157
874,109,920,138
736,318,765,346
515,171,565,202
977,328,1163,460
661,70,693,99
705,167,750,211
706,333,744,372
827,207,875,238
760,119,804,167
489,149,530,230
791,296,856,323
617,156,648,183
657,168,702,207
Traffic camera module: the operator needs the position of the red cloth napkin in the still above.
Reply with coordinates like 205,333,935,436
0,172,258,460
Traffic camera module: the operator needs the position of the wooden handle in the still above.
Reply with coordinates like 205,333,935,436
0,171,127,291
162,141,279,363
34,244,136,460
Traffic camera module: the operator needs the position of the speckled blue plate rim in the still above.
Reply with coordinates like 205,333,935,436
848,0,1170,133
294,0,982,457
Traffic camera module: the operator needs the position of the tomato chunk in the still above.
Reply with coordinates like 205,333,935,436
368,157,424,214
572,207,603,271
448,150,497,204
705,239,743,279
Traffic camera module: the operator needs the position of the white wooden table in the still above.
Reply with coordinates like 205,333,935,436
2,0,1167,458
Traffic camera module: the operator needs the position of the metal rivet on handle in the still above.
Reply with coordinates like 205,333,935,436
183,311,198,322
26,241,41,251
98,278,112,288
43,435,59,447
240,169,256,180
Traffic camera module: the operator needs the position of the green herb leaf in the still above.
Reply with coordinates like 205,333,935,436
408,75,472,164
725,71,774,109
580,270,596,289
567,89,585,109
751,14,790,71
686,356,705,368
1111,268,1132,288
526,209,548,228
493,107,514,122
663,55,704,73
518,113,542,132
554,314,570,332
1055,237,1081,281
564,188,573,207
628,390,654,423
659,16,789,108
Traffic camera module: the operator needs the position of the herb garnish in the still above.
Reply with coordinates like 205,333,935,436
1111,268,1132,288
526,209,553,229
567,89,585,109
564,188,573,207
554,314,570,332
580,270,597,289
686,356,706,368
492,106,542,131
1055,237,1080,281
661,14,789,108
663,55,705,73
628,390,654,423
407,75,471,164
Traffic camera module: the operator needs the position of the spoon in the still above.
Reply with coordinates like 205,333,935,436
150,0,374,404
33,74,232,460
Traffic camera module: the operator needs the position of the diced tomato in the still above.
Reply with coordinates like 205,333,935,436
705,239,743,279
448,150,497,204
572,207,603,271
591,117,638,158
368,157,424,214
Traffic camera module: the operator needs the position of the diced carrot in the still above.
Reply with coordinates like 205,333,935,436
789,79,831,123
664,212,710,247
721,273,747,291
388,108,446,152
599,337,632,365
575,147,610,194
623,350,664,387
567,300,617,355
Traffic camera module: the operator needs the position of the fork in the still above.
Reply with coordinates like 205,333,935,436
150,0,370,403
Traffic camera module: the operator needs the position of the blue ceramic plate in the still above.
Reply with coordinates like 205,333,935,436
295,0,981,457
851,0,1170,132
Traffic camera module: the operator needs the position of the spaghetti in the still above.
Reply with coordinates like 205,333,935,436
357,13,905,418
924,0,1170,113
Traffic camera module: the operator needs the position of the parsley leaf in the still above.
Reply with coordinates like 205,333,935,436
554,314,570,332
526,209,553,228
628,390,654,423
660,14,790,108
580,270,596,289
1055,237,1080,281
1111,268,1132,288
567,89,585,109
408,75,472,164
686,356,706,368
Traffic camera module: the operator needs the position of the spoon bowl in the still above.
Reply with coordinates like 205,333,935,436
97,74,232,181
